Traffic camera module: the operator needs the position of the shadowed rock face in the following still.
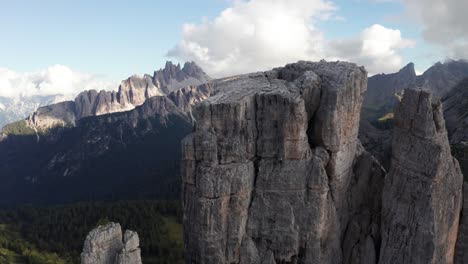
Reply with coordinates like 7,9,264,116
81,223,142,264
443,78,468,143
363,62,417,109
363,60,468,113
182,61,386,264
455,183,468,264
379,89,463,264
0,82,213,206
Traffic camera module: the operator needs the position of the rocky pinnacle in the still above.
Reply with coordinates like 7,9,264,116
80,223,142,264
379,89,463,264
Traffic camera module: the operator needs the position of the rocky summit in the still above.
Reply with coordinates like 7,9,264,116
182,61,467,264
379,89,463,264
81,222,142,264
182,61,387,263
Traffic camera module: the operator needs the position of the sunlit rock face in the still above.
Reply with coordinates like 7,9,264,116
182,61,386,264
81,223,142,264
25,61,210,131
80,222,142,264
379,89,463,264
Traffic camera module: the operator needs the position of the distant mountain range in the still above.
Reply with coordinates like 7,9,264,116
3,59,468,207
443,78,468,143
362,59,468,123
0,61,210,130
0,61,211,206
360,59,468,178
0,95,67,130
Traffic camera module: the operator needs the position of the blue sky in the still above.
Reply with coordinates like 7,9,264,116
0,0,227,79
0,0,461,83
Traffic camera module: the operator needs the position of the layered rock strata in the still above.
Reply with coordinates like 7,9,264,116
182,61,386,264
379,89,464,264
81,222,142,264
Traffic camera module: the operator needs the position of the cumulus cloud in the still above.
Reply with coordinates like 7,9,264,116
402,0,468,59
0,65,117,100
168,0,335,77
329,24,415,74
168,0,414,76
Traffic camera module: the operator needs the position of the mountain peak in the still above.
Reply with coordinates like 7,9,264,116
398,62,416,77
182,61,206,77
153,61,210,93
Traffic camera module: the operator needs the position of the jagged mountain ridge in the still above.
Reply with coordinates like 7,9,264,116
359,60,468,172
0,80,212,206
362,60,468,122
363,62,417,109
443,77,468,143
25,61,210,130
0,95,69,130
0,61,210,206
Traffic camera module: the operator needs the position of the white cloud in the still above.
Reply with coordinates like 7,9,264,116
0,65,117,100
402,0,468,59
167,0,335,77
168,0,414,77
329,24,415,74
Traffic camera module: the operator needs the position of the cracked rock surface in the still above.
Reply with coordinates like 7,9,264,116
182,61,386,264
455,183,468,264
81,222,142,264
379,89,463,264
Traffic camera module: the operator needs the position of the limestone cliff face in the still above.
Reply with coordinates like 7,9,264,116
182,61,386,264
379,89,463,264
81,223,142,264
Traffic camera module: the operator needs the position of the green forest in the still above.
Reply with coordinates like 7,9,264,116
0,200,184,264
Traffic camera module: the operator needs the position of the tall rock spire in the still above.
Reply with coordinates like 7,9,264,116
379,89,463,264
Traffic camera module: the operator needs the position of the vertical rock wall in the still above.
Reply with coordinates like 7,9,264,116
182,61,385,264
182,62,466,264
379,89,463,264
454,183,468,264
